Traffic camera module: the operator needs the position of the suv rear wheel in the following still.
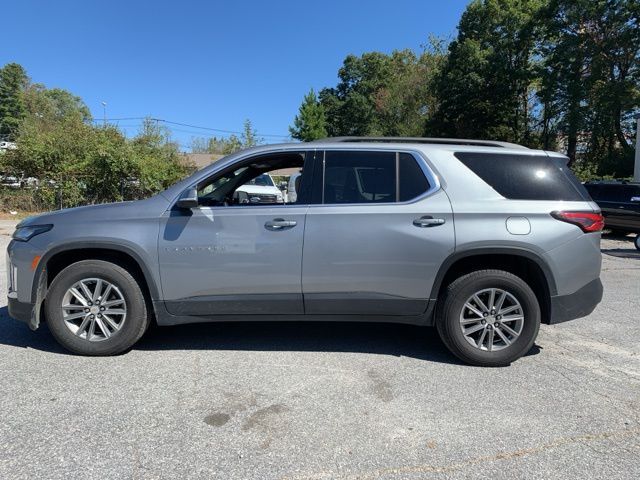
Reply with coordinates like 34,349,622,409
436,270,540,367
45,260,150,355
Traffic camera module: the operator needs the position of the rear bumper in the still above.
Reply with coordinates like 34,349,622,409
549,278,603,324
8,297,37,330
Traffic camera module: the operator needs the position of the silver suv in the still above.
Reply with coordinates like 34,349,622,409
7,138,604,366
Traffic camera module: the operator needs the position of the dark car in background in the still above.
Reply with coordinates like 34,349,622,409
584,181,640,250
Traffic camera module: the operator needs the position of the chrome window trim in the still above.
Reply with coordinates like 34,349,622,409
180,150,310,211
170,145,443,210
312,148,442,207
194,203,311,212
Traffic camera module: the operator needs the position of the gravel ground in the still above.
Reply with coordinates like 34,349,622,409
0,219,639,480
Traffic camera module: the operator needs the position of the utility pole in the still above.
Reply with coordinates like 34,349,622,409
101,101,107,126
634,113,640,182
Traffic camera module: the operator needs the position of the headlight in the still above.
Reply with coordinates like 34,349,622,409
12,224,53,242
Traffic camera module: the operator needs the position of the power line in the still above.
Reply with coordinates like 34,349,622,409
158,119,288,138
90,117,290,139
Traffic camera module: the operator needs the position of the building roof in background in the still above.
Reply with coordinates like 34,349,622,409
180,153,301,177
270,167,301,176
181,153,225,170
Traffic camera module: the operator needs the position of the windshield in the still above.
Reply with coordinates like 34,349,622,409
246,174,274,187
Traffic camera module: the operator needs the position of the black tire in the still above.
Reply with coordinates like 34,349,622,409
635,234,640,251
45,260,150,355
436,269,541,367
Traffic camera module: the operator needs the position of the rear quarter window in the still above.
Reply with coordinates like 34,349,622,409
454,152,588,201
399,152,431,201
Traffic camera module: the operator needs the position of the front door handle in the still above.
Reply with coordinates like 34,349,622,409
265,218,297,230
413,216,446,228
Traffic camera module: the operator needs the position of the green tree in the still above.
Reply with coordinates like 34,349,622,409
189,137,210,153
538,0,640,172
240,118,261,147
320,51,396,136
375,40,446,136
190,119,263,155
316,44,445,137
7,114,190,208
428,0,545,145
0,63,29,140
289,89,327,141
190,135,243,155
23,84,92,123
131,119,191,195
220,135,243,154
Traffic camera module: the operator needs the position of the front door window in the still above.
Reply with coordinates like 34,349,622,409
197,152,308,207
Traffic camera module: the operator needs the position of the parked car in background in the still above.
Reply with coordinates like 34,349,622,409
233,172,284,204
584,181,640,250
8,137,604,366
0,174,22,188
0,141,17,150
0,174,39,189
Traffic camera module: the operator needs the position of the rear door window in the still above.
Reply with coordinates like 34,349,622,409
323,151,396,204
320,151,431,204
455,152,589,201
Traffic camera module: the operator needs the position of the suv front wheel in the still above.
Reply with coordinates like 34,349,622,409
45,260,150,355
436,270,541,367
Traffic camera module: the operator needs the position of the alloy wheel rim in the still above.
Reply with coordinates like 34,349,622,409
61,278,127,342
459,288,524,352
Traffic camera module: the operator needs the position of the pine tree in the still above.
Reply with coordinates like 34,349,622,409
289,89,328,141
0,63,29,140
241,119,261,147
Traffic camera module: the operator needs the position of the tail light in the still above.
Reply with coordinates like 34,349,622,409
551,211,604,233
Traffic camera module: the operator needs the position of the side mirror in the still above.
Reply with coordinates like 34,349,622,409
176,187,198,209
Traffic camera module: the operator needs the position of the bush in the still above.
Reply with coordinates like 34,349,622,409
2,116,192,212
0,188,46,212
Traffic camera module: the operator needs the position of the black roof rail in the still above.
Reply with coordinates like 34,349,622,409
312,136,528,149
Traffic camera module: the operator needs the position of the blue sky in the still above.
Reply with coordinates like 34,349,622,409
1,0,469,149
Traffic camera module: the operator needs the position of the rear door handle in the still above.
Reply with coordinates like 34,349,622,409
265,218,297,230
413,216,446,228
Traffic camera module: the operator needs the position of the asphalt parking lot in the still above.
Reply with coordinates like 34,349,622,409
0,219,639,480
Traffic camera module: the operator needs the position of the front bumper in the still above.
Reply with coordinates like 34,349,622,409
7,237,46,330
549,278,603,324
8,297,37,330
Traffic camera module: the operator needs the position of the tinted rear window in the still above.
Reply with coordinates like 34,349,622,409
455,152,588,201
324,151,396,204
320,151,431,204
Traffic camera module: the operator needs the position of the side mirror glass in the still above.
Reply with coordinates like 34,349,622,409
177,187,198,209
